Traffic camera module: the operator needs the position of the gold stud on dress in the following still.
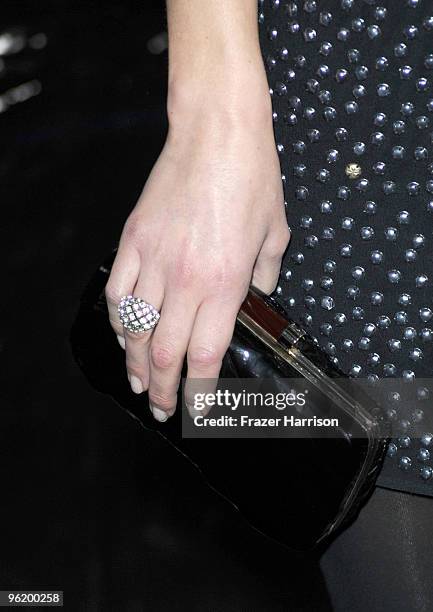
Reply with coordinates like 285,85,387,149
345,163,362,179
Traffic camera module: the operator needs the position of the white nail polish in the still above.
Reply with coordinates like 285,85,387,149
117,335,126,349
150,403,169,422
130,375,143,394
186,403,204,419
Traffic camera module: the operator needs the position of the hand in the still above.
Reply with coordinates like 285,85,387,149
105,103,290,422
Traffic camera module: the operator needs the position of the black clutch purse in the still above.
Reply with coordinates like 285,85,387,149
70,250,388,550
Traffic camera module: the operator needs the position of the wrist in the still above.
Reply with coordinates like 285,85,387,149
167,69,272,134
165,0,271,136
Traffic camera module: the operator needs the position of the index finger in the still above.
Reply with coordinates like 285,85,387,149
105,244,141,343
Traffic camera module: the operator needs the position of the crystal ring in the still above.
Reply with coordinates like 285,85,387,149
118,295,160,334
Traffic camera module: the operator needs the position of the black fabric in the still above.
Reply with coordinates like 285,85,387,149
320,486,433,612
259,0,433,496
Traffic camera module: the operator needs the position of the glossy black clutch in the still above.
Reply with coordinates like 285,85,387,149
70,250,388,550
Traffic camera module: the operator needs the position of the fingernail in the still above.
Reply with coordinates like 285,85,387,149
130,375,143,394
186,403,207,419
117,335,126,349
149,402,168,422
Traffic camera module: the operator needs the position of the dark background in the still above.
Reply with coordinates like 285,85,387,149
1,2,331,610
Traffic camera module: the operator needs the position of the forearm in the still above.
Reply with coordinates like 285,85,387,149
165,0,271,127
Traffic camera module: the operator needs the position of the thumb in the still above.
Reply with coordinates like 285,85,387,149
251,227,291,295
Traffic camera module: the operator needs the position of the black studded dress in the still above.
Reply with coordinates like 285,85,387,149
258,0,433,496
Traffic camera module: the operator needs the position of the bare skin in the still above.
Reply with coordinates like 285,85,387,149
105,0,290,422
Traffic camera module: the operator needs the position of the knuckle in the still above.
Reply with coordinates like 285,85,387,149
148,390,174,410
267,233,290,259
150,342,179,370
207,260,244,291
173,257,196,290
173,253,245,294
188,345,222,370
125,362,146,378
